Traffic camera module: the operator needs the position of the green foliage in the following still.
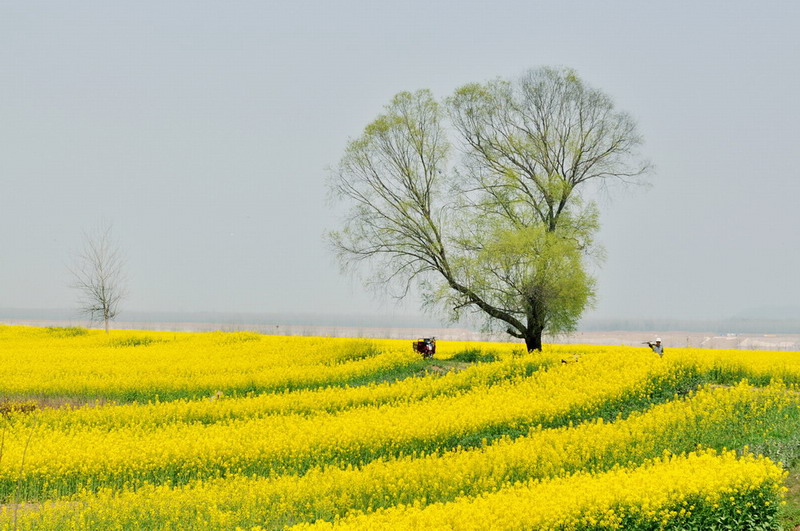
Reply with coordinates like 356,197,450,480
748,431,800,469
45,326,88,337
455,218,598,336
108,336,162,348
779,465,800,529
616,491,781,531
450,348,498,363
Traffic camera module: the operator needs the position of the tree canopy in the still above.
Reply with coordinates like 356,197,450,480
329,67,649,351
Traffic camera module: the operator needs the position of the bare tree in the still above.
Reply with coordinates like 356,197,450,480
70,223,126,333
329,68,650,351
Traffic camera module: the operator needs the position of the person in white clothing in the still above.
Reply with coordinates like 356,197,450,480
647,338,664,357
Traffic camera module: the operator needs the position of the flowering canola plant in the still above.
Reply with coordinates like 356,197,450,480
0,325,799,529
0,346,689,501
0,327,429,401
292,450,786,530
3,354,555,431
4,383,797,530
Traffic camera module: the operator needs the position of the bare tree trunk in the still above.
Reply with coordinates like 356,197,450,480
525,329,543,352
70,222,126,333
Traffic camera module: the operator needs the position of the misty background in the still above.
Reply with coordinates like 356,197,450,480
2,1,799,334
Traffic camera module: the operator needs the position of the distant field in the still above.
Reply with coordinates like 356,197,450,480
2,325,800,529
3,318,799,350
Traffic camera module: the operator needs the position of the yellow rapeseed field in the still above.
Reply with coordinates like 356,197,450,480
293,450,786,530
1,325,799,530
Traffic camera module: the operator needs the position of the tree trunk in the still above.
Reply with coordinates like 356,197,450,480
104,318,109,334
525,329,543,352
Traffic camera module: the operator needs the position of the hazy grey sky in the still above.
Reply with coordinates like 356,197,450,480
2,1,799,323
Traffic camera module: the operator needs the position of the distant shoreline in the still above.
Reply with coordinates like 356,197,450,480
3,319,798,351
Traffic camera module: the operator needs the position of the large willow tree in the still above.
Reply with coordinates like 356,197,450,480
329,67,649,351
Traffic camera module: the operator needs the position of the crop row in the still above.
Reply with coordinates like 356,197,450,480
2,383,796,529
0,327,436,401
0,351,691,501
1,354,556,431
293,450,785,530
5,326,800,403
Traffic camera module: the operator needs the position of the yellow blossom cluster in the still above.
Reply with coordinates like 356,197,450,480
0,325,798,529
293,450,785,530
4,353,555,431
0,327,426,401
667,346,800,384
0,341,683,501
3,383,795,530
